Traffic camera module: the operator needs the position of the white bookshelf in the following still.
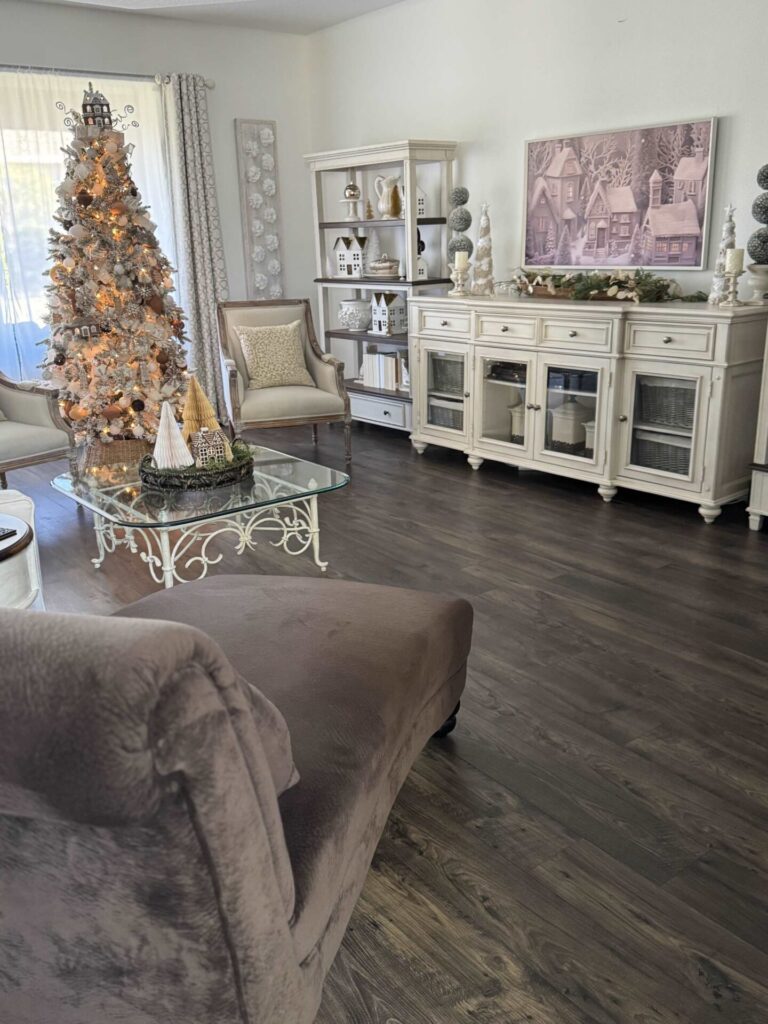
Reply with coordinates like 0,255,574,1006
305,140,457,432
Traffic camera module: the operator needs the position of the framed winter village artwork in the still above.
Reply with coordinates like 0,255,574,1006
522,118,717,271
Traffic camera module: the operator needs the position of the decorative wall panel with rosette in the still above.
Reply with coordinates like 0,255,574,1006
235,119,285,300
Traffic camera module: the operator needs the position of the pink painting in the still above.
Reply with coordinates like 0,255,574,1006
523,119,716,270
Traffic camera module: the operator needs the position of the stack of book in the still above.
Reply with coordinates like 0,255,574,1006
361,351,409,391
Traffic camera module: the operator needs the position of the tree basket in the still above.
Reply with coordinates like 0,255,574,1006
138,441,254,491
76,439,153,469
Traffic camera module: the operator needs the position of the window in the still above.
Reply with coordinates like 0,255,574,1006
620,214,630,223
655,240,667,253
0,70,177,380
620,225,630,237
538,193,547,205
670,240,681,253
537,217,548,232
549,183,559,198
566,183,575,201
588,223,596,239
687,180,696,195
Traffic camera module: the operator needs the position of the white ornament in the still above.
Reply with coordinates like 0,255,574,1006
267,258,281,275
251,219,264,237
471,202,495,296
243,139,259,157
269,284,283,299
252,245,266,263
253,272,268,291
263,207,277,224
708,204,736,304
261,153,275,171
248,192,264,209
263,178,276,197
265,234,279,252
259,127,274,146
247,167,261,183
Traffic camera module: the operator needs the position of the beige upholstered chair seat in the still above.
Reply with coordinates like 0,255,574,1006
240,386,345,423
0,421,70,461
217,300,351,461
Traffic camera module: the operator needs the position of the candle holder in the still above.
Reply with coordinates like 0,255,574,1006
719,270,745,307
448,262,471,297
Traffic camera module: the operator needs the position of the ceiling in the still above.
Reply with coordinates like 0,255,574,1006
27,0,408,34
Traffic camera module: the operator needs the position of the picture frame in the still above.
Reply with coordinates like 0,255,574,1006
234,118,285,300
522,117,717,272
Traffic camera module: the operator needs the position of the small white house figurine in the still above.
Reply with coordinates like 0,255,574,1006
371,292,407,336
333,235,368,278
190,426,232,468
402,182,428,218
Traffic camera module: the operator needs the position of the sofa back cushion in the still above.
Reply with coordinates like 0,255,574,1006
235,320,316,390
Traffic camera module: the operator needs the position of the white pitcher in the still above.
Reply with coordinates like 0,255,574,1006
374,174,401,220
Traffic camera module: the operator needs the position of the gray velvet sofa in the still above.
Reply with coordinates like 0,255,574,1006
0,574,472,1024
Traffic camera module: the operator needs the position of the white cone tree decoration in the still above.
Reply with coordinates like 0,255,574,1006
152,401,194,469
708,203,736,304
471,202,494,295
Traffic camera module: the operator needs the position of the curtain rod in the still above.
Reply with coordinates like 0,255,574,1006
0,65,215,87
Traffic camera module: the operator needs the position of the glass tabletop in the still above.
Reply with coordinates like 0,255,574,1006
51,444,350,528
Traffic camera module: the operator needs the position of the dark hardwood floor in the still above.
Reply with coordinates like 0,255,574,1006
13,422,768,1023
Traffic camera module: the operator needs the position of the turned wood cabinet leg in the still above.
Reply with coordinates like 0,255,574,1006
0,472,7,490
411,440,428,455
748,512,764,532
698,503,722,525
311,424,318,444
598,485,618,503
344,422,352,463
433,702,460,739
467,455,484,471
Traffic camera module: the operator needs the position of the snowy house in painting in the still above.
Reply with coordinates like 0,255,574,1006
641,170,701,266
334,235,368,278
370,292,407,336
543,142,583,225
529,177,560,257
583,182,639,257
673,147,709,218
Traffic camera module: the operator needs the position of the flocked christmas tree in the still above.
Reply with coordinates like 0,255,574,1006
553,225,572,267
708,203,736,305
471,202,495,295
43,84,188,452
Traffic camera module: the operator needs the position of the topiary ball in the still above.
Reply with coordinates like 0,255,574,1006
757,163,768,190
449,186,469,208
752,192,768,225
448,236,474,260
448,206,472,232
747,227,768,264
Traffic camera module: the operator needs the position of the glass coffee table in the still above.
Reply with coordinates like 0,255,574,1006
52,445,349,588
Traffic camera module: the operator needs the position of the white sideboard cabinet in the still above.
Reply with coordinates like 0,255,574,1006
409,297,768,523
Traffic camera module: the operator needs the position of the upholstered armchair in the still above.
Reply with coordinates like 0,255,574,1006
0,371,71,489
217,299,352,462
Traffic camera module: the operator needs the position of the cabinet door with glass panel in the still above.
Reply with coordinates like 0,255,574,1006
416,340,471,444
533,355,610,473
473,346,535,459
616,360,711,491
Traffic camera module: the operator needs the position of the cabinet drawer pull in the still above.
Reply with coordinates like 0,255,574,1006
440,319,449,326
662,335,674,344
501,325,509,333
618,414,628,422
383,409,391,416
568,330,578,338
526,402,542,411
464,391,470,398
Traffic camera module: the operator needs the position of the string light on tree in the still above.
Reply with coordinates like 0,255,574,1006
42,83,188,453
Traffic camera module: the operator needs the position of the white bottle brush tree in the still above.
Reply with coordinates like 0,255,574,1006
471,202,494,295
42,84,188,448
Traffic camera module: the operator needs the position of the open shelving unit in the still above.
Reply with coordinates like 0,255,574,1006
305,140,458,432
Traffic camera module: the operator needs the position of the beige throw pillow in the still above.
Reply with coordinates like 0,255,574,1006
235,320,316,390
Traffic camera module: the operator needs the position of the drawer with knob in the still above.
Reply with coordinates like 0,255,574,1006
539,317,613,350
625,321,715,358
418,309,471,338
476,315,537,343
349,393,409,429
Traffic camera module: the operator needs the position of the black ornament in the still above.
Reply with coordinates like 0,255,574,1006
751,192,768,226
130,188,138,197
747,227,768,265
757,164,768,191
63,220,73,231
53,353,66,366
131,398,146,412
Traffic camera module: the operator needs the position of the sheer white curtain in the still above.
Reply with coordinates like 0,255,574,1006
0,69,178,380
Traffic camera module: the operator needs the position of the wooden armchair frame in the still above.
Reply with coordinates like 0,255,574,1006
217,299,352,462
0,371,73,489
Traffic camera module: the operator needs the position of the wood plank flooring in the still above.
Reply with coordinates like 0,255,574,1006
12,422,768,1024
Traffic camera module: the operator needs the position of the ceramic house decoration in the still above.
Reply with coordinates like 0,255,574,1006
190,426,233,468
81,82,112,129
370,292,407,336
334,235,368,278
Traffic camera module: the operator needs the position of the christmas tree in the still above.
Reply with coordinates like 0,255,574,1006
708,204,736,304
471,202,494,295
554,225,572,266
43,83,188,450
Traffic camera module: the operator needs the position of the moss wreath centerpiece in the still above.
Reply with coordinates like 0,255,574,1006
510,268,708,304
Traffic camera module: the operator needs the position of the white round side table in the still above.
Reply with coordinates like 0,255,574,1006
0,512,38,609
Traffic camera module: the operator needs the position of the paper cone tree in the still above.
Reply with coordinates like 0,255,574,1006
153,401,194,469
182,374,232,461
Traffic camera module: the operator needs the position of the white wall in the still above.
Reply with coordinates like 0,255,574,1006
0,0,314,300
308,0,768,293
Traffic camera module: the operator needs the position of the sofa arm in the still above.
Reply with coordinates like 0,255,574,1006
0,376,71,436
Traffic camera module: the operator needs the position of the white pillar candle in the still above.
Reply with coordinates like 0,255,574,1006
454,250,469,270
725,248,744,274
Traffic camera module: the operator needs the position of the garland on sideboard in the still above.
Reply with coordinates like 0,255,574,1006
499,269,708,304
